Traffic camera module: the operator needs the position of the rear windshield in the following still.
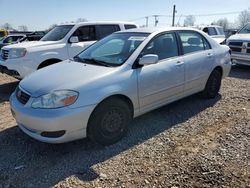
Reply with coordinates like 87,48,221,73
217,27,225,35
41,25,74,41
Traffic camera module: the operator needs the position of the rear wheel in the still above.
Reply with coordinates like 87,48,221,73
201,69,222,98
87,98,132,146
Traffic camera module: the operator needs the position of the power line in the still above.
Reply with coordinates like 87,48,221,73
129,11,241,22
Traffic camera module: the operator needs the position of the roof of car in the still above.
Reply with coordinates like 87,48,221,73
59,21,137,26
117,27,201,34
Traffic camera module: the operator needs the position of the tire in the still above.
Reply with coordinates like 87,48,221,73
87,98,132,146
201,69,222,99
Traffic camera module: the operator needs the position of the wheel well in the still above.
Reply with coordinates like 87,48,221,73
213,66,223,76
100,95,134,117
38,58,62,69
90,95,134,120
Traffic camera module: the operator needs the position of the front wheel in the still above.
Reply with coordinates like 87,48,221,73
87,98,132,146
201,69,222,99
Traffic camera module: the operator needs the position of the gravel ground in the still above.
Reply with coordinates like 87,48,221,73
0,66,249,188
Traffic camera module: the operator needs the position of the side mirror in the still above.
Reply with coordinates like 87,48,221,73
69,36,79,43
139,54,159,66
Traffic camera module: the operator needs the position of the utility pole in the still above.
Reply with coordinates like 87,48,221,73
153,15,159,27
145,16,149,27
172,5,176,26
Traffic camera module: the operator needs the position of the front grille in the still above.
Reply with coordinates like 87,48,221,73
16,87,30,105
228,41,250,54
228,41,243,46
1,49,9,60
230,47,241,52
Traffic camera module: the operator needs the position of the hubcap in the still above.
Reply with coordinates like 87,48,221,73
101,108,124,135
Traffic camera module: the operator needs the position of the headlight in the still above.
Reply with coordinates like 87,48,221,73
31,90,78,109
8,48,27,59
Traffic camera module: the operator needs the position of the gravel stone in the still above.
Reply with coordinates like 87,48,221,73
0,66,249,188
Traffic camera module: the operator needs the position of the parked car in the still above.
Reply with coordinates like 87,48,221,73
224,29,238,38
0,34,26,49
10,27,231,145
0,21,137,79
19,31,46,42
197,25,226,44
226,22,250,66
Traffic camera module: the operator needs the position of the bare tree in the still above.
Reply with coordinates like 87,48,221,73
76,18,88,23
18,25,28,32
212,18,230,30
47,24,57,32
2,23,12,30
184,15,196,26
237,9,250,28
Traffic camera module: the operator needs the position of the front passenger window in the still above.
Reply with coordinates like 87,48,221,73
141,33,178,61
72,26,96,42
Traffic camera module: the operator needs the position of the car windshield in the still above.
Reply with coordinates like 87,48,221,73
238,23,250,34
41,25,74,41
76,32,149,67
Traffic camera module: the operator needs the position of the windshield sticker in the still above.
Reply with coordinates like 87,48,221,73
128,36,146,41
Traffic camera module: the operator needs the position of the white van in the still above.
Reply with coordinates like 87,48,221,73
0,21,137,79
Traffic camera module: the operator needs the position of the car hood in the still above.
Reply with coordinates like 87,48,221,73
19,60,116,97
227,34,250,42
2,40,59,50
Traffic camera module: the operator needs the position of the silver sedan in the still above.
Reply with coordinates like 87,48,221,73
10,27,232,145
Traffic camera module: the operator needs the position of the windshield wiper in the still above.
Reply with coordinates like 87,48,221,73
71,56,83,62
81,58,113,67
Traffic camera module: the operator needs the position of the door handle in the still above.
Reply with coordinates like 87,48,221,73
176,61,184,66
207,53,213,57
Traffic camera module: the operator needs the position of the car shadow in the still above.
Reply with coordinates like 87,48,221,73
0,93,221,187
0,81,19,103
229,65,250,79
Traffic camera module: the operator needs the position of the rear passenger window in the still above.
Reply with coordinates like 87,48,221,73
97,25,120,39
125,25,137,30
208,27,217,35
141,33,178,61
72,26,96,42
179,32,211,54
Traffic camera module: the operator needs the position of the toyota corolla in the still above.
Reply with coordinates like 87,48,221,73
10,28,232,145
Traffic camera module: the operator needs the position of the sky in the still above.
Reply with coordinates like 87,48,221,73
0,0,249,31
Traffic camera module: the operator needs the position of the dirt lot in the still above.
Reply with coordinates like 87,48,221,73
0,66,249,188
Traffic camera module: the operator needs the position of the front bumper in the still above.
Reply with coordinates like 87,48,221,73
0,58,34,79
231,53,250,66
0,65,21,78
10,93,96,143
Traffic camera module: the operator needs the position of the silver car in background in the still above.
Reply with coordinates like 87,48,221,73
10,27,232,145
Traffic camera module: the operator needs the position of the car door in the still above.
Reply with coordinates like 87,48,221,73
178,31,214,94
137,32,185,112
68,25,97,57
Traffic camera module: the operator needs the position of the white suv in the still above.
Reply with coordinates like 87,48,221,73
0,21,137,79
